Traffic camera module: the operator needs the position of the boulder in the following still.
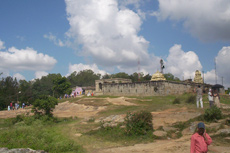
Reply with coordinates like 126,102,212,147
215,128,230,135
153,130,167,137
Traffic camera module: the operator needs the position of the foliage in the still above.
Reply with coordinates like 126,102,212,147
124,111,153,135
0,118,84,153
32,95,58,117
67,70,101,87
31,73,62,101
0,76,18,110
164,73,180,81
52,75,71,97
204,106,223,122
172,97,181,104
186,94,196,104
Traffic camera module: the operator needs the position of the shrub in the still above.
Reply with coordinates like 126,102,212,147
32,95,58,117
204,106,222,122
186,94,196,104
124,110,153,136
173,98,181,104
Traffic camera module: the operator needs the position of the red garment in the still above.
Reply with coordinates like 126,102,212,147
190,133,212,153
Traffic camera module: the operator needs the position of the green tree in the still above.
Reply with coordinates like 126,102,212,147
53,76,72,97
143,74,152,81
32,95,58,117
18,80,33,104
0,76,18,109
111,72,129,79
67,70,101,87
164,73,180,81
32,73,61,101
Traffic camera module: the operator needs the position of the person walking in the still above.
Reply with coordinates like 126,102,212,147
208,88,214,108
196,85,203,108
190,122,212,153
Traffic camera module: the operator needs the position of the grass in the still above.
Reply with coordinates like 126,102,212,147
0,117,85,153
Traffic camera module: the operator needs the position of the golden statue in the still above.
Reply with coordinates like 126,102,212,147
151,70,166,81
194,70,203,83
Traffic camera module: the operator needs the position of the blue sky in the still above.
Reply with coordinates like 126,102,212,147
0,0,230,88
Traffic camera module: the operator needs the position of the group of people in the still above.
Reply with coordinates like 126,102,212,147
196,85,221,108
8,102,25,111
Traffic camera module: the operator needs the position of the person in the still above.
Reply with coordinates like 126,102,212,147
22,103,25,109
208,88,214,108
213,89,221,108
196,85,203,108
190,122,212,153
10,102,13,110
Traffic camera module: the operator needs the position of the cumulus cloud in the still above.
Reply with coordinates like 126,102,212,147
200,47,230,88
35,71,49,79
153,0,230,41
0,47,57,71
13,73,26,81
165,44,202,80
65,0,153,71
0,40,5,50
68,63,107,76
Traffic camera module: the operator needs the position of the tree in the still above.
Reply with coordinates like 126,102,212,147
143,74,152,81
32,95,58,117
111,72,130,79
31,73,61,101
18,80,33,104
53,75,72,97
164,73,180,82
67,70,101,87
0,76,18,109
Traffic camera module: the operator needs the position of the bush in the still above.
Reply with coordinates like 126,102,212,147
204,106,222,122
186,94,196,104
32,95,58,117
173,98,181,104
124,110,153,136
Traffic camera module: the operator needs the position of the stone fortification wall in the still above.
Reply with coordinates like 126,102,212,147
102,80,212,96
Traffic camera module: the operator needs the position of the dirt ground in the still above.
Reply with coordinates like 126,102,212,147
1,97,230,153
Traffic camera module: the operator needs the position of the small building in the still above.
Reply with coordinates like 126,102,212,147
71,87,83,96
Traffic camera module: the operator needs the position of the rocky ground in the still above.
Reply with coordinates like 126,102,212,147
1,96,230,153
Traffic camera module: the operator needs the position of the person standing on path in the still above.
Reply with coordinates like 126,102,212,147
208,88,214,108
213,89,221,108
196,85,203,108
190,122,212,153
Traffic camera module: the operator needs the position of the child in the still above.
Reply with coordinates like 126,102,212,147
190,122,212,153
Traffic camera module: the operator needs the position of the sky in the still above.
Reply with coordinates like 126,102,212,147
0,0,230,88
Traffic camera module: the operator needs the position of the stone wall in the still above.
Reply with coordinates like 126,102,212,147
101,80,212,96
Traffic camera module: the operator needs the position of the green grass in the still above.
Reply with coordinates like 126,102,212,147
86,125,154,146
0,118,85,153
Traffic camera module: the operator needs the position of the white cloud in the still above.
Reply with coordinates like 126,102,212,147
165,44,202,80
35,71,49,79
154,0,230,41
68,63,107,76
0,47,57,71
65,0,152,71
0,40,6,50
216,46,230,88
13,73,26,81
44,33,65,47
